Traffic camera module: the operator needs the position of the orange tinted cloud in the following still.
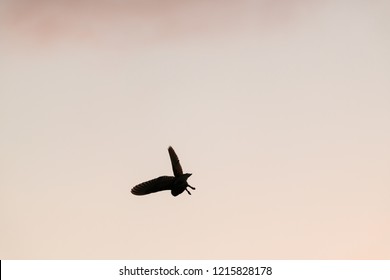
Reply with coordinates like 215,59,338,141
1,0,312,48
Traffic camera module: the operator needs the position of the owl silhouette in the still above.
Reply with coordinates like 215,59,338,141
131,146,195,196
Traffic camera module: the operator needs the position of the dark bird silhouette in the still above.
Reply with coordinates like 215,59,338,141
131,146,195,196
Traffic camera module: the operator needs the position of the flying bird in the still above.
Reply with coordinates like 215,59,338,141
131,146,195,196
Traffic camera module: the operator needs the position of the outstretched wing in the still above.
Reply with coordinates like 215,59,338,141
131,176,175,195
168,146,183,177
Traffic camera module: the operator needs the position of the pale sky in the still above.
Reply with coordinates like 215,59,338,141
1,0,389,259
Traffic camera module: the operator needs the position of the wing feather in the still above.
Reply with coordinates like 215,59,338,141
131,176,175,195
168,146,183,177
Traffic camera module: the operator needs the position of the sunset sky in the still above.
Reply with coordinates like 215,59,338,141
1,0,389,259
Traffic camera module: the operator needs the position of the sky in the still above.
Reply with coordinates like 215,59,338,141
0,0,389,259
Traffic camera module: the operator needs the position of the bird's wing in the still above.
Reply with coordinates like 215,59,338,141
168,146,183,177
131,176,175,195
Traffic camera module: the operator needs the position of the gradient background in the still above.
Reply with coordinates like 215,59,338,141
1,0,389,259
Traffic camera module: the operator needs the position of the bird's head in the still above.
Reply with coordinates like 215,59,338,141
171,173,195,196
